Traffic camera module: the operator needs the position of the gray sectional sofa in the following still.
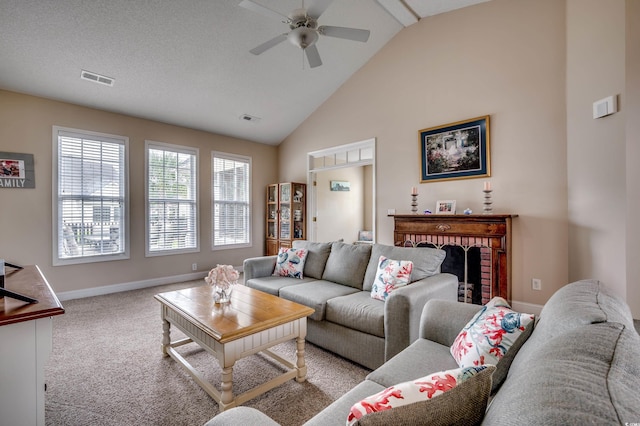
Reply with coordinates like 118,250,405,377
206,279,640,425
242,241,459,369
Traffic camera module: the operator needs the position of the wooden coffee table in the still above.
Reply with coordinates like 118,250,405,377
154,284,314,411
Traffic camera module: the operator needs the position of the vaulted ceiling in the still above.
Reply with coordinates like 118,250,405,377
0,0,489,145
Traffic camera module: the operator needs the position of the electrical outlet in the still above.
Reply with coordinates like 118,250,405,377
387,209,396,215
532,278,542,291
192,263,197,271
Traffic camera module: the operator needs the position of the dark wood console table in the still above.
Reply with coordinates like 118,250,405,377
392,214,517,304
0,265,64,426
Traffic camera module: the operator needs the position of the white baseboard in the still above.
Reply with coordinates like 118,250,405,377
511,300,543,316
57,272,207,301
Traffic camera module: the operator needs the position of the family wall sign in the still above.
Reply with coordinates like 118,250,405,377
0,152,35,188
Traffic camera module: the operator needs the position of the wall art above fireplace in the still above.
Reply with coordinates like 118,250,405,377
419,115,490,183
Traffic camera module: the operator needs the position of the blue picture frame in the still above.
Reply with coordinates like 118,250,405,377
419,116,490,183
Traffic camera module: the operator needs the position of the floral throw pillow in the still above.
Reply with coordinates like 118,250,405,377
273,247,308,279
370,256,413,301
450,297,535,368
347,365,494,426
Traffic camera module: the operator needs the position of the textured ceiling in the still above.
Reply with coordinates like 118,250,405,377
0,0,489,145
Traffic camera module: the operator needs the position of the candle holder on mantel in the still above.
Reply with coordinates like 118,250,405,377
411,194,418,214
483,189,493,214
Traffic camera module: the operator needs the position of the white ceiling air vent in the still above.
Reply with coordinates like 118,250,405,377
240,114,261,124
80,70,115,87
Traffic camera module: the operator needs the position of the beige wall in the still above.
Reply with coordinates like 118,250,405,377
0,90,277,294
315,167,365,243
567,0,639,316
279,0,569,307
626,0,640,317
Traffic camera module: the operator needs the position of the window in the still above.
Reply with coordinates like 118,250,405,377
53,126,129,265
212,152,251,249
146,141,199,255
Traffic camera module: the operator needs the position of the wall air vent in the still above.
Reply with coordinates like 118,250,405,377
239,114,261,124
80,70,115,87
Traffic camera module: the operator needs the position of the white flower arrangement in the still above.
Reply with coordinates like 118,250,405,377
205,265,239,303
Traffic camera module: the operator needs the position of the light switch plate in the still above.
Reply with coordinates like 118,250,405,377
593,95,617,119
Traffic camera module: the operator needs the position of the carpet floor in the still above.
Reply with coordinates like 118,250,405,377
45,280,370,426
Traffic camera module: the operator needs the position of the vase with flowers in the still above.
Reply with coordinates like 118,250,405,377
204,264,239,304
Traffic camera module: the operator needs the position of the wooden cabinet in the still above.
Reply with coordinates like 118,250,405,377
266,182,306,255
0,265,64,426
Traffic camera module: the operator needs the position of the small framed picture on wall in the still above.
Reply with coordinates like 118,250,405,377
330,180,350,191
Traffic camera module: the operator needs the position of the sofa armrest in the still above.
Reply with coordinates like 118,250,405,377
383,272,458,361
242,255,277,282
204,407,280,426
418,299,483,346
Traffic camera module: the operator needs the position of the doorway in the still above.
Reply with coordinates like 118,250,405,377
307,138,376,243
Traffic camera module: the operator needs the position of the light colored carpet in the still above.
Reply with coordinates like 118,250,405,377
45,280,370,426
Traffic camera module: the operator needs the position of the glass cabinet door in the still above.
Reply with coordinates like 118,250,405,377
291,183,305,240
266,184,278,240
279,183,291,239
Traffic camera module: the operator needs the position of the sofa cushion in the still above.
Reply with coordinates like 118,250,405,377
304,380,386,426
322,242,372,289
370,256,413,301
511,279,634,373
450,297,534,394
363,244,446,291
367,338,459,388
533,279,633,342
244,276,317,296
279,280,359,321
326,291,385,338
483,322,640,425
292,240,332,279
273,247,307,278
349,365,495,426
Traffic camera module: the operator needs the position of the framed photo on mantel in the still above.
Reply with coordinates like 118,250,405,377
419,116,490,183
436,200,456,214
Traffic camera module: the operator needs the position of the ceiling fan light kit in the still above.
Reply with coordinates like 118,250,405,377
288,26,319,49
240,0,370,68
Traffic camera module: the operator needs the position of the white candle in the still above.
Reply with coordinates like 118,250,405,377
411,186,418,195
484,181,491,191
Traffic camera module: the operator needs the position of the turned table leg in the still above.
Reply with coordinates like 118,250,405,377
220,366,234,409
295,336,307,382
161,314,170,357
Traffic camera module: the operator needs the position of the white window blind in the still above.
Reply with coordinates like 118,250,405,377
212,152,251,249
53,127,129,265
146,142,198,255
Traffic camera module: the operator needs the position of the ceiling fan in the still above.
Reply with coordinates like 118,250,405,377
239,0,371,68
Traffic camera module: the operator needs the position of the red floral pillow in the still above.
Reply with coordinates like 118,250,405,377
450,297,534,368
370,256,413,301
272,247,308,279
347,365,493,425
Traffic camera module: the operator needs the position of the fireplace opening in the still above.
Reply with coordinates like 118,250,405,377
416,242,484,305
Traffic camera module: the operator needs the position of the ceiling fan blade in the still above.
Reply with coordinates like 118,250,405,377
318,26,370,42
305,44,322,68
306,0,333,19
239,0,288,22
249,33,288,55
